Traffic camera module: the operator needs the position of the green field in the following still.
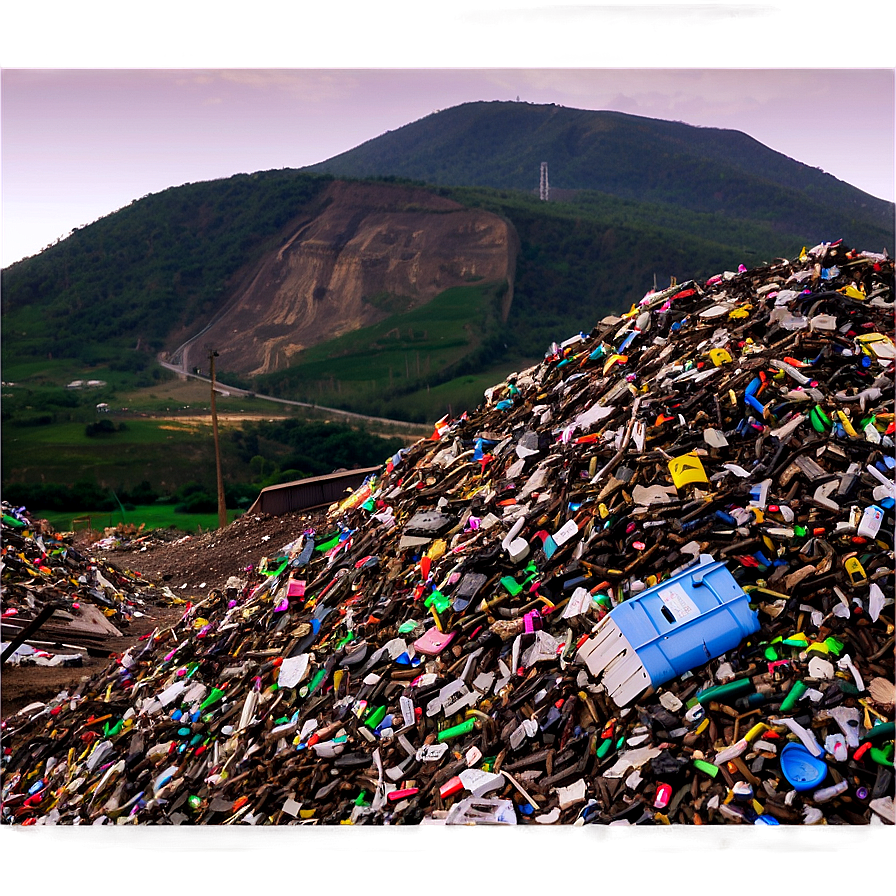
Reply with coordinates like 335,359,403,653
35,504,242,535
386,359,539,421
2,416,223,491
254,281,511,421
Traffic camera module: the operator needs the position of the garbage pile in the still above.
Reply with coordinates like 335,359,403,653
1,504,172,662
2,241,893,826
107,509,331,593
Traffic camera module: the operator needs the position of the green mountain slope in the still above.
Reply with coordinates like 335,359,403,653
4,98,893,424
247,181,838,422
309,101,893,249
1,170,332,364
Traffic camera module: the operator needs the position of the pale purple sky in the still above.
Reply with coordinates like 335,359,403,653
1,6,895,269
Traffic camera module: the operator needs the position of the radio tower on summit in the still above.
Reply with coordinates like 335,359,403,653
539,161,549,201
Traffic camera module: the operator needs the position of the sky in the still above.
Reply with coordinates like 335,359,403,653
2,4,895,267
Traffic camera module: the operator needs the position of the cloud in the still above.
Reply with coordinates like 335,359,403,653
216,70,362,102
161,70,364,104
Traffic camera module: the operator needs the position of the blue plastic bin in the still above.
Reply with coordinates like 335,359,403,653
579,555,760,705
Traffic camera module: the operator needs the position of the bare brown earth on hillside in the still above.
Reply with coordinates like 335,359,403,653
173,181,517,377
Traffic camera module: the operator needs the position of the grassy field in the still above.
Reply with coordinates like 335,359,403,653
1,282,517,504
2,416,224,491
253,281,509,420
387,359,540,421
35,504,242,535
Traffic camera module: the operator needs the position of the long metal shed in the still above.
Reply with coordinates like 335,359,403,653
246,466,381,516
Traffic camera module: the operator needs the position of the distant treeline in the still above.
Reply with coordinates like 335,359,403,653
0,479,260,514
3,418,406,512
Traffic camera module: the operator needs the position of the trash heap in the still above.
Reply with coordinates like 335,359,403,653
1,505,171,663
2,241,893,826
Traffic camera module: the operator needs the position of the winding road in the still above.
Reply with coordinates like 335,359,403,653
156,360,430,436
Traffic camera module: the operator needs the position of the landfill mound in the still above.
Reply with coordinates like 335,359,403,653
96,508,331,592
1,505,176,658
2,240,893,826
0,506,186,717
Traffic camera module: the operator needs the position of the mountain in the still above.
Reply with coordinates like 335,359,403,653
1,170,332,364
309,101,894,250
3,102,893,425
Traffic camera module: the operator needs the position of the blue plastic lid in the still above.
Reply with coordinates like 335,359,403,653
780,742,828,792
753,814,780,825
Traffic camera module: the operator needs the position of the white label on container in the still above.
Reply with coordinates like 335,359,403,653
857,505,883,538
459,768,505,797
658,582,699,622
416,743,449,762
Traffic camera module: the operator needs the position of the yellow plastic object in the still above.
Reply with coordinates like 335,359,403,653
836,410,859,438
335,480,375,515
426,539,447,562
844,557,868,586
856,332,891,345
709,349,732,367
839,284,865,301
430,604,444,633
745,722,768,743
668,452,709,488
729,304,752,320
602,354,628,375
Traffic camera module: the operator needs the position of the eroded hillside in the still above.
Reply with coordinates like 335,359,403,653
170,181,517,376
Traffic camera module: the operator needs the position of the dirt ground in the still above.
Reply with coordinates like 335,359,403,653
2,508,328,721
1,603,183,718
101,507,329,589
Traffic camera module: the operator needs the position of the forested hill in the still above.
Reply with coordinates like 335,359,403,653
2,100,892,424
309,101,894,250
1,170,334,362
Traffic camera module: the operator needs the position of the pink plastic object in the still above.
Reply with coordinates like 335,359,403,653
413,627,456,656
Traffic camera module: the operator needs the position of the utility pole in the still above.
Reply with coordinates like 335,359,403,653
208,348,227,529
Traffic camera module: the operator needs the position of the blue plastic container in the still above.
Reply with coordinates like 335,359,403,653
613,556,759,686
579,555,760,705
780,742,828,792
